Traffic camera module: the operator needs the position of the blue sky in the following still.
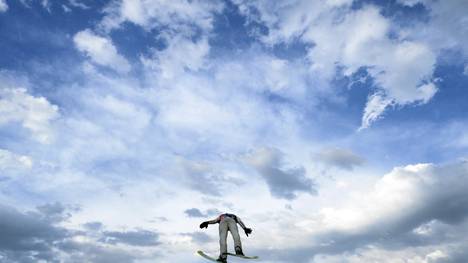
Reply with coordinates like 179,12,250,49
1,0,468,262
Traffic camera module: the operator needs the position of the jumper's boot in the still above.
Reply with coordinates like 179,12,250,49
217,254,227,263
235,246,244,256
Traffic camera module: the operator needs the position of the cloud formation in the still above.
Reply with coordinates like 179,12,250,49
184,208,220,218
315,147,365,171
100,0,223,33
100,230,160,247
0,149,33,170
1,1,468,262
235,1,437,128
0,203,69,262
413,0,468,58
261,160,468,262
0,0,7,12
73,29,131,73
246,147,316,200
0,203,161,262
0,87,59,144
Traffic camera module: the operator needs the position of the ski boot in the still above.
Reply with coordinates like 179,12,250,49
216,255,227,263
235,246,244,256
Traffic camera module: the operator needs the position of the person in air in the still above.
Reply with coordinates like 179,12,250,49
200,213,253,263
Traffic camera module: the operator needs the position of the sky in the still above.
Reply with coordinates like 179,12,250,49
0,0,468,262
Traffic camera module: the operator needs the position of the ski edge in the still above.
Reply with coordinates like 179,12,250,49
226,252,259,259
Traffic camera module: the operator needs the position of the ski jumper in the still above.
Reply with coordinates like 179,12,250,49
203,213,249,260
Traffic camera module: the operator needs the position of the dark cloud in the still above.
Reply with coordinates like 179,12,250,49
0,205,69,258
58,240,138,263
181,160,224,196
439,244,468,263
181,159,243,196
184,208,204,218
314,147,365,171
246,147,317,200
83,221,103,231
100,230,160,246
36,202,72,223
153,216,168,222
0,203,161,262
0,204,70,262
184,208,221,218
36,202,66,215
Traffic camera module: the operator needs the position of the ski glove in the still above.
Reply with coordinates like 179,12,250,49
244,228,252,236
200,222,209,229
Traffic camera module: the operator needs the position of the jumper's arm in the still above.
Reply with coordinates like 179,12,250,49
199,216,220,229
237,216,252,236
206,216,220,224
236,216,247,229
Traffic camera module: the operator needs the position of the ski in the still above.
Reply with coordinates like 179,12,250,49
197,250,220,262
198,250,259,262
226,252,259,260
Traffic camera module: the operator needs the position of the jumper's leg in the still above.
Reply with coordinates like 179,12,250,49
218,220,228,262
227,217,243,255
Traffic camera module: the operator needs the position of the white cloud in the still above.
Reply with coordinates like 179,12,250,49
142,36,210,79
360,93,393,130
236,1,437,128
396,0,427,7
258,160,468,262
97,0,225,80
425,250,449,262
18,0,32,8
68,0,89,9
320,161,468,233
0,0,8,12
49,86,154,176
0,87,59,143
138,47,307,155
0,149,33,170
73,29,131,73
100,0,223,34
62,4,71,12
41,0,51,12
211,51,309,102
307,6,437,129
417,0,468,57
